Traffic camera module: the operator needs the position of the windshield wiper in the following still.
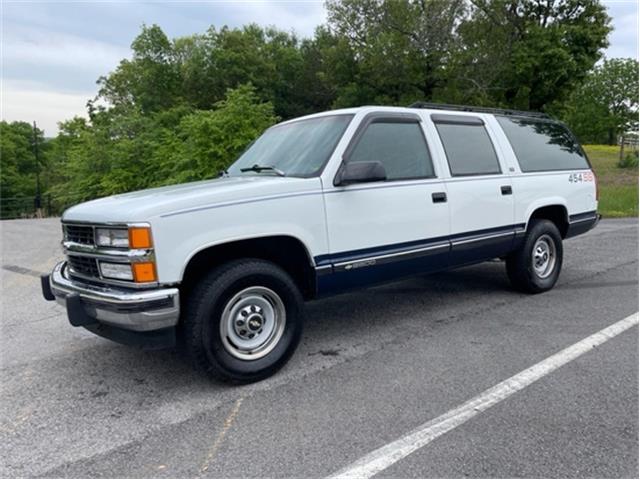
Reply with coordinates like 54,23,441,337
240,164,286,177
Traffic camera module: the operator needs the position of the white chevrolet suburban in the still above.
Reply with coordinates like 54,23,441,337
42,103,600,383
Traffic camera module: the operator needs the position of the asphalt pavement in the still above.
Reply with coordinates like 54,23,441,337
0,217,637,478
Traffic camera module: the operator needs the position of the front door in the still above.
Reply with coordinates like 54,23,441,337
318,112,450,295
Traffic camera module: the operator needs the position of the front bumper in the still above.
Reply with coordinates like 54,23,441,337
42,261,180,348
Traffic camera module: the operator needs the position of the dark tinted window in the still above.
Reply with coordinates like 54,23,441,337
496,117,589,172
347,121,434,180
435,122,501,176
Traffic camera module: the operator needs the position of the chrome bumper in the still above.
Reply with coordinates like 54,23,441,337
46,261,180,332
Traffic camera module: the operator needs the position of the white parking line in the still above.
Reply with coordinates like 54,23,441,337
330,312,639,479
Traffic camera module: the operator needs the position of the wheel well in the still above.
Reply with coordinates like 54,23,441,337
529,205,569,238
180,236,317,300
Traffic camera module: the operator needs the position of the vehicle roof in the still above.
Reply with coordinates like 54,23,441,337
277,104,552,126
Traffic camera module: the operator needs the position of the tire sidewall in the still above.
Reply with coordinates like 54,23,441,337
524,220,563,291
197,262,303,381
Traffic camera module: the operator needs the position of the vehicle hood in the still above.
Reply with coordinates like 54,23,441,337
62,176,323,223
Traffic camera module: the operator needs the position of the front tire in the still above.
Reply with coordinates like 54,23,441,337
182,259,304,383
506,219,563,294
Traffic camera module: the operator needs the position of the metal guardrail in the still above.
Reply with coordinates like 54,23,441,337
0,195,67,220
620,134,639,147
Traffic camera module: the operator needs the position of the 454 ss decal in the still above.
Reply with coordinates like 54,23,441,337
568,172,594,183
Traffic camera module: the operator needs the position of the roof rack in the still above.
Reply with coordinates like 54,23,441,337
408,102,550,119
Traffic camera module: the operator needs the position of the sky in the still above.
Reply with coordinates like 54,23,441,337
1,0,638,136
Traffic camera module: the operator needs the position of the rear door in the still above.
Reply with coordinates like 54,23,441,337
430,113,516,266
319,112,450,294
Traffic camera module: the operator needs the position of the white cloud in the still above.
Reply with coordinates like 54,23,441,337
605,10,638,59
0,0,634,133
224,1,327,37
1,80,91,136
3,24,130,76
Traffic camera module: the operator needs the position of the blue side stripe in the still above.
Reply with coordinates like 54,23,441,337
315,223,524,267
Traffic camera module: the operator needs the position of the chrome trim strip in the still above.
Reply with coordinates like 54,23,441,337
333,242,449,271
323,229,516,272
67,268,158,289
569,216,598,224
451,231,513,246
61,220,151,228
64,241,154,261
51,262,174,306
315,265,333,276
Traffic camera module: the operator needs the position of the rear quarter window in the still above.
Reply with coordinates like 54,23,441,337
497,117,589,172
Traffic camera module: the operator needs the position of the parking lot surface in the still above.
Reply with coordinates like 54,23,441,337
1,217,638,478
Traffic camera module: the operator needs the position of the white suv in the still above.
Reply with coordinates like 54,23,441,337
42,103,600,383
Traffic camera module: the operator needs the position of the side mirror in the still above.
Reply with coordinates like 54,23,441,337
335,161,387,186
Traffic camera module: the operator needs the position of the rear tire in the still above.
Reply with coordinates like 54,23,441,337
506,219,563,294
182,259,304,383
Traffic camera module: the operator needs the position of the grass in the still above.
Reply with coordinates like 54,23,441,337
583,144,638,218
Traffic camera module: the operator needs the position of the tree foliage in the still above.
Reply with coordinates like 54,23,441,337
0,121,46,198
442,0,611,109
48,85,276,206
558,58,639,144
0,1,628,216
325,0,466,105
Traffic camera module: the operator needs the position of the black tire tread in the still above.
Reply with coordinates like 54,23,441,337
506,219,563,294
181,258,303,383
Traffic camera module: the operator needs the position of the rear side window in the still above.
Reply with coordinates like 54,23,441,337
496,117,589,172
434,118,501,176
347,121,434,180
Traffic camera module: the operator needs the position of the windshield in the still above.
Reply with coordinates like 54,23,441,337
228,114,354,177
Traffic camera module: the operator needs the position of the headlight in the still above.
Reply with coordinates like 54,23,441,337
95,228,129,248
99,262,133,280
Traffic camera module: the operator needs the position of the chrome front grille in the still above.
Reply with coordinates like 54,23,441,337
61,221,156,288
64,224,94,245
67,255,100,279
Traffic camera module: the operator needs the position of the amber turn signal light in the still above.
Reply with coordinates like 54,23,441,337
132,262,157,283
129,227,153,249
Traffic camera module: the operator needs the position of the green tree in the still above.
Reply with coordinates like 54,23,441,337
560,58,639,144
0,121,47,197
6,4,619,214
152,84,278,185
444,0,611,110
47,85,277,206
94,23,310,119
325,0,466,106
94,24,181,114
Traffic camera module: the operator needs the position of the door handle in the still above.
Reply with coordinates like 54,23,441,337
501,185,512,195
432,192,447,203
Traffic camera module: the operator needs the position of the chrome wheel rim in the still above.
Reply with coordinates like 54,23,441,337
532,234,556,279
220,286,286,360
